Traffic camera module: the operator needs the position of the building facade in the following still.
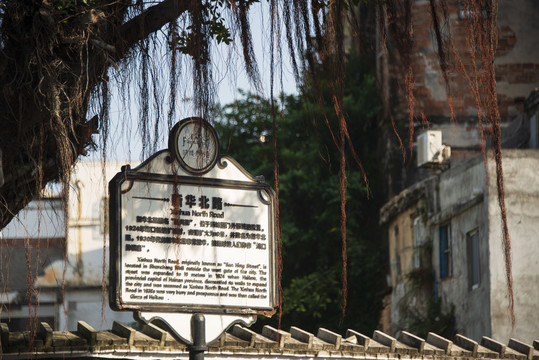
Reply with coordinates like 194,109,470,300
380,149,539,344
0,161,135,331
376,0,539,344
377,0,539,196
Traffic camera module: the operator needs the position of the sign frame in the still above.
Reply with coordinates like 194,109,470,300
109,150,278,316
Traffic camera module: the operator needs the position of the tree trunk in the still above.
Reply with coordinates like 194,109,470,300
0,0,190,229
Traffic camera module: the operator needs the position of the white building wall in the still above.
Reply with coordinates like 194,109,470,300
487,150,539,344
34,161,136,289
1,160,138,331
435,149,539,343
59,161,137,330
2,197,64,239
68,161,131,286
58,289,134,331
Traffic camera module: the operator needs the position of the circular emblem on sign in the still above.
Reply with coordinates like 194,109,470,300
169,117,219,174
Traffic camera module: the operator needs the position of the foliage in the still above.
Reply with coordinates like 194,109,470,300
214,52,386,333
0,0,262,229
397,243,456,339
404,297,456,340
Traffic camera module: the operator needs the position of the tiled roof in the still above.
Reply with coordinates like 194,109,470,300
1,321,538,359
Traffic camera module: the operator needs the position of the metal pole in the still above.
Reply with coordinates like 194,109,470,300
189,314,207,360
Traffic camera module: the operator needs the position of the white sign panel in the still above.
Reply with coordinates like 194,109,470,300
109,152,277,314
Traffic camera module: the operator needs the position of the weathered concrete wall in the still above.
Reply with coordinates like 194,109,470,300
389,206,416,288
495,2,539,116
379,0,539,199
388,202,434,333
388,206,415,332
487,150,539,344
384,150,539,342
434,155,490,341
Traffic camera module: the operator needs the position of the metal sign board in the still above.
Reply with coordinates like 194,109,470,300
109,119,277,341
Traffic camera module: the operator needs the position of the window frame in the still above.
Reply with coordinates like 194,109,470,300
467,229,481,290
413,217,421,269
393,225,402,279
439,223,451,279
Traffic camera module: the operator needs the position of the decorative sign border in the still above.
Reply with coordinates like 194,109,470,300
109,151,278,315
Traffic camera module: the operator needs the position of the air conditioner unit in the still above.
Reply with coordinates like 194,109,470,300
417,130,450,167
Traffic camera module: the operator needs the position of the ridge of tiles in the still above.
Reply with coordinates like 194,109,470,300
0,321,537,359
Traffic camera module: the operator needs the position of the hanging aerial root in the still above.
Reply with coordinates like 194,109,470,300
463,0,514,325
405,64,415,165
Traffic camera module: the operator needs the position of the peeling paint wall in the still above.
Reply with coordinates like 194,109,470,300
388,207,415,288
487,150,539,344
434,156,490,341
387,204,432,334
383,0,539,122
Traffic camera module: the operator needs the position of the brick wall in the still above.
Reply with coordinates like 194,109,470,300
382,0,539,123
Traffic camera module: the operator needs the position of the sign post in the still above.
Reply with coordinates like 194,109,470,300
109,117,277,344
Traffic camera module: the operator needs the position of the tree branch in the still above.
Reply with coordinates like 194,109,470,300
117,0,190,56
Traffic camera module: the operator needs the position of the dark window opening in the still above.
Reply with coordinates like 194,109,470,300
439,224,451,278
467,230,480,290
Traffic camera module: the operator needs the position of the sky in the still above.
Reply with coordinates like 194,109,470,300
88,2,298,163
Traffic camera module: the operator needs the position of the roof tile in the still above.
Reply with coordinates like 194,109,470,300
0,320,536,360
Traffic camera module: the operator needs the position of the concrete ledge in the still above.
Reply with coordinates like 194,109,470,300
317,328,342,350
39,322,53,347
483,336,506,357
373,330,396,352
77,321,97,346
1,322,10,350
427,332,452,353
431,193,483,225
142,322,167,346
346,329,370,349
455,334,479,356
112,321,135,346
231,325,257,347
290,327,314,349
0,320,535,360
509,338,534,360
262,326,290,348
400,331,425,352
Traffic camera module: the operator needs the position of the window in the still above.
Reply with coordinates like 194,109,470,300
530,114,537,148
439,224,451,278
413,217,421,268
392,225,402,279
467,230,480,290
